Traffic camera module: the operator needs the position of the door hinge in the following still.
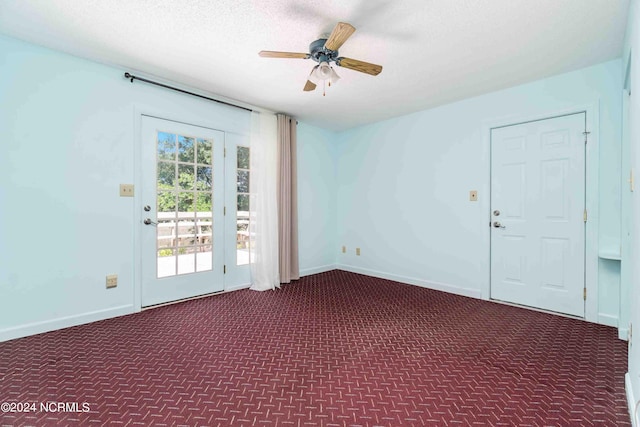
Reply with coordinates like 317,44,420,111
224,206,226,215
583,209,587,223
224,147,227,157
583,131,591,144
224,265,226,274
583,288,587,300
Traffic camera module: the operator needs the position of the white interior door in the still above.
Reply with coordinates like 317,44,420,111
490,113,586,317
141,116,225,307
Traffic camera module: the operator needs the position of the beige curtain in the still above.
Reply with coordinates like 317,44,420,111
277,114,300,283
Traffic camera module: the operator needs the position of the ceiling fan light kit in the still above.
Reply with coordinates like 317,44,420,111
258,22,382,95
315,61,333,80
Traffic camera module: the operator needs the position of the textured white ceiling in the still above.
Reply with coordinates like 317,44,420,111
0,0,630,131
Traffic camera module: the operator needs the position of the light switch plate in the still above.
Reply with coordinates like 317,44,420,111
120,184,134,197
341,246,346,253
469,190,478,201
356,247,361,256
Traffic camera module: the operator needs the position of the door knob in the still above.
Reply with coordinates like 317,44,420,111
493,221,505,229
144,218,157,226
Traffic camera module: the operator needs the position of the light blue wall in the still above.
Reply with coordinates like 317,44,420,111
297,123,337,275
0,26,630,390
0,34,335,341
335,59,622,322
623,0,640,422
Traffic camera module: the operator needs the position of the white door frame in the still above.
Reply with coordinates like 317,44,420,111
481,103,599,322
132,105,250,312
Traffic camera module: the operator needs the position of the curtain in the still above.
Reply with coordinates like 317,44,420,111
249,111,280,291
277,114,300,283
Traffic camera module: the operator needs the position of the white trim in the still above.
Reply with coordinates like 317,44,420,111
623,48,632,93
133,105,250,138
597,313,619,327
620,327,629,341
142,285,251,310
480,103,600,323
133,106,143,313
0,305,134,343
490,298,584,320
627,372,638,427
336,264,482,299
300,264,337,277
133,104,252,311
584,103,600,324
224,282,252,292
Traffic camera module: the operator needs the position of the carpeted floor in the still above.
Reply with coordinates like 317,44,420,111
0,270,631,426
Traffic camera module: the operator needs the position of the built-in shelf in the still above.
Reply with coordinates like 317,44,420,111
598,250,621,261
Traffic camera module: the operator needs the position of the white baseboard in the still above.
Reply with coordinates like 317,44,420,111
627,372,638,427
336,264,482,299
598,313,619,328
0,305,135,343
300,264,337,277
1,267,336,343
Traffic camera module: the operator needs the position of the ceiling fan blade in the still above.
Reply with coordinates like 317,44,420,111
259,51,310,59
303,80,317,91
324,22,356,51
336,57,383,76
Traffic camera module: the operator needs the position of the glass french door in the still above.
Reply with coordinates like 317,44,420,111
141,116,225,307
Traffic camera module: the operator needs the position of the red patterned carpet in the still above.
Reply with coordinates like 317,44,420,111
0,270,630,426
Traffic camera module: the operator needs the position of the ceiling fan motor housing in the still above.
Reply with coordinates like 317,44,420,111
309,38,338,64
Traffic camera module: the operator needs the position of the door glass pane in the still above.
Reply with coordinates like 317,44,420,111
197,138,212,164
177,192,195,212
237,146,250,169
178,136,195,162
177,247,196,275
158,132,176,161
197,193,212,214
157,192,176,213
177,219,196,246
236,146,250,266
196,246,213,272
196,166,212,191
157,219,175,249
178,164,195,190
157,131,214,278
237,170,249,193
157,162,175,187
237,194,249,211
197,218,212,245
157,249,176,278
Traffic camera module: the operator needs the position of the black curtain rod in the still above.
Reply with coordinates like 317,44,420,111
124,72,253,113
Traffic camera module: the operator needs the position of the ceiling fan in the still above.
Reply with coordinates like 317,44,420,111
259,22,383,95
